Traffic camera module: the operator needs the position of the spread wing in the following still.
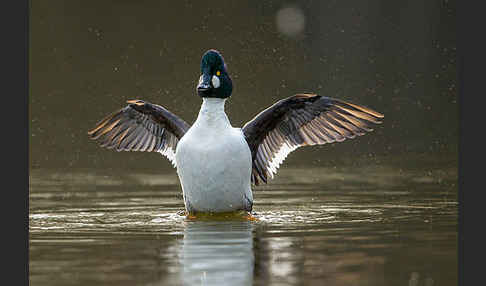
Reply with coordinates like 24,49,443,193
242,94,384,185
88,99,190,167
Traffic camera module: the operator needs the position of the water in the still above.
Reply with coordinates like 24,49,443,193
29,1,458,285
29,157,457,286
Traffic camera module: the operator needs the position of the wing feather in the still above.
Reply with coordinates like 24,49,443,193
243,94,383,185
88,99,190,167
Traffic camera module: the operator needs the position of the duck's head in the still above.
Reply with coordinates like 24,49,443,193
197,49,233,99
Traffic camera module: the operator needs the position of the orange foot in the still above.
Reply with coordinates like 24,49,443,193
245,213,259,221
186,213,198,220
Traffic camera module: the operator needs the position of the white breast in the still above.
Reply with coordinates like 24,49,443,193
175,98,253,213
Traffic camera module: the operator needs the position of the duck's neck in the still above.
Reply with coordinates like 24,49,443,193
196,98,231,127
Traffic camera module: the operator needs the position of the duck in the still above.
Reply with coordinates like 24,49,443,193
88,49,384,214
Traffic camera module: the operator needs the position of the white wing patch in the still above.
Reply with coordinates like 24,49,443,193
255,130,298,180
268,142,298,178
156,134,179,168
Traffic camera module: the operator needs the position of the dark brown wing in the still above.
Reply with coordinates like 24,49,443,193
88,99,190,167
242,94,384,185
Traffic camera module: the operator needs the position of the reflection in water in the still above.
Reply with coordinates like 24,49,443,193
180,220,254,286
29,159,457,286
408,272,434,286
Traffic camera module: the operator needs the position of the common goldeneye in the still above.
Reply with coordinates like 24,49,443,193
88,49,384,214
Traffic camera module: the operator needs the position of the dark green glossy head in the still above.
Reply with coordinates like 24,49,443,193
197,49,233,99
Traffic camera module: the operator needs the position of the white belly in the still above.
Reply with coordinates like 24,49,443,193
175,125,253,213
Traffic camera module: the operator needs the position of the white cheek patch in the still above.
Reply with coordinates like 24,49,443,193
211,75,220,88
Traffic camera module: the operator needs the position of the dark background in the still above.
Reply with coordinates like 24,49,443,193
29,0,457,172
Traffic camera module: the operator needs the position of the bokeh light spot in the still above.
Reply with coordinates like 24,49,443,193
276,6,306,37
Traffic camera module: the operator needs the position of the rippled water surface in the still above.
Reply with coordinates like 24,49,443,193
29,158,457,286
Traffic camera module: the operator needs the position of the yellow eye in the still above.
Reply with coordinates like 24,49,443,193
216,70,221,76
